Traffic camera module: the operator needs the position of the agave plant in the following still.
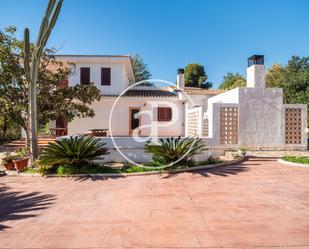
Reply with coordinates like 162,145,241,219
40,136,109,167
144,137,207,166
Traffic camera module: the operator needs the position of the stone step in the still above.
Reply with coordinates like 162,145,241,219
4,138,56,148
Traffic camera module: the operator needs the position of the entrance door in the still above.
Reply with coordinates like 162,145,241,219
129,108,141,135
55,115,68,135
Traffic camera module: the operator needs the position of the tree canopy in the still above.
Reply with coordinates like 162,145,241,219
218,72,246,90
265,64,285,88
266,56,309,106
132,54,152,83
184,63,212,88
0,27,101,141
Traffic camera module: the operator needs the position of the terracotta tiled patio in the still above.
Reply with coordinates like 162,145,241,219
0,157,309,248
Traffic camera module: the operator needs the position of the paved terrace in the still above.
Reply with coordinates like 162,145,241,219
0,157,309,248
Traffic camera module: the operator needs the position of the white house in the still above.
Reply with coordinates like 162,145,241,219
54,55,223,137
53,54,307,162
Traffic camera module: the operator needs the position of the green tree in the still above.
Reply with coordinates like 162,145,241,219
0,98,20,141
265,64,285,88
266,56,309,104
266,56,309,124
132,54,151,83
0,27,101,147
219,73,246,90
184,63,209,87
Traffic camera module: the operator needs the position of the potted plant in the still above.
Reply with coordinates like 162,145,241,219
1,152,19,170
237,148,247,157
12,147,30,172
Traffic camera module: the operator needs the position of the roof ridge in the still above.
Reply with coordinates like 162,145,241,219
183,87,225,95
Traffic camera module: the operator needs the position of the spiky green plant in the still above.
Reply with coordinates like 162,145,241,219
40,136,109,167
24,0,63,162
144,137,207,166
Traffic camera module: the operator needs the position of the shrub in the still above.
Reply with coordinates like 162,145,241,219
237,148,246,156
144,136,207,167
15,147,30,159
56,162,119,175
1,148,30,165
121,162,161,173
33,159,57,174
1,152,19,164
282,156,309,164
39,136,109,167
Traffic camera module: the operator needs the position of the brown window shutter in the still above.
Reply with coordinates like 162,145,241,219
158,107,172,121
101,67,111,85
166,108,172,120
158,108,163,121
80,67,90,85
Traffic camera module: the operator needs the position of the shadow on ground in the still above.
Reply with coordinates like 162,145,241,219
194,163,249,177
73,175,125,182
161,161,250,179
247,156,280,161
0,184,56,231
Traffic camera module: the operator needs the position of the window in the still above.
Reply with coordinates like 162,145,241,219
80,67,90,85
101,67,111,85
158,107,172,121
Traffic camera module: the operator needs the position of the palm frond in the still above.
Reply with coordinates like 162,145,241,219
144,137,207,166
40,136,109,166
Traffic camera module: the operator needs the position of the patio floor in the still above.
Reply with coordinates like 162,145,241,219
0,157,309,248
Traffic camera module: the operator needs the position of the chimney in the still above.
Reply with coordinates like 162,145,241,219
176,68,185,89
246,55,265,88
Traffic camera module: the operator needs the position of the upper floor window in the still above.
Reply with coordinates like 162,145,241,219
101,67,111,85
158,107,172,121
80,67,90,85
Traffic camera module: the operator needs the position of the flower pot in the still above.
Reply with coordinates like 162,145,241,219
3,161,15,171
13,158,29,172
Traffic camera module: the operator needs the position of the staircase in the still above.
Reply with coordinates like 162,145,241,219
4,137,56,148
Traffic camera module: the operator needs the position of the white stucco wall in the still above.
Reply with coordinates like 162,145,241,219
207,88,239,138
206,87,307,149
187,95,208,109
76,137,223,163
246,65,266,88
68,62,129,95
68,97,185,137
237,88,284,148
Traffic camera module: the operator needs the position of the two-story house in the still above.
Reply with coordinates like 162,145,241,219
52,54,307,154
54,55,189,137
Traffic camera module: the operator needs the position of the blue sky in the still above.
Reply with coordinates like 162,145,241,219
1,0,309,88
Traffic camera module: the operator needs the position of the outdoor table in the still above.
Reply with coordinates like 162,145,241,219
89,129,108,137
49,128,66,137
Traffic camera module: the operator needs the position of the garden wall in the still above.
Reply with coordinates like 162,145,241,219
93,137,225,163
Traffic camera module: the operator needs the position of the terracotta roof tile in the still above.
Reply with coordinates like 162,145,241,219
183,87,225,95
102,89,177,98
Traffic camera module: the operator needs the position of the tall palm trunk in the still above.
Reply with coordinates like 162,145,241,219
23,0,63,163
28,60,39,161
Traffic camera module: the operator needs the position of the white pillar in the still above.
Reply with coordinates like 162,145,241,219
247,64,266,88
176,68,185,89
